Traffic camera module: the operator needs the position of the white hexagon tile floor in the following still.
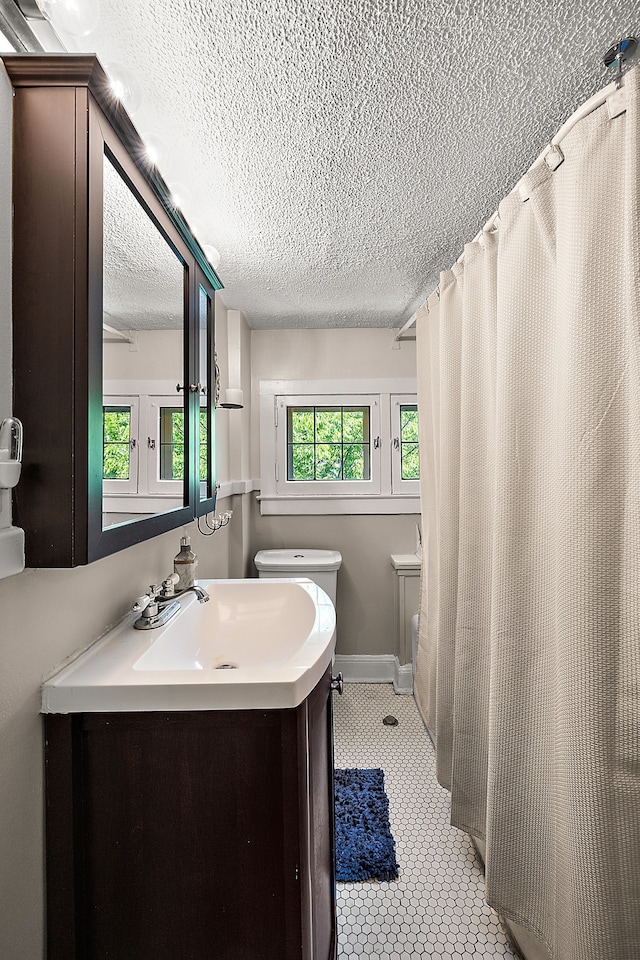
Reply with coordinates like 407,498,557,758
333,683,516,959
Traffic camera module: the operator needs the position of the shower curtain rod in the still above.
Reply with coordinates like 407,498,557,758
468,72,628,248
398,46,636,336
399,71,628,336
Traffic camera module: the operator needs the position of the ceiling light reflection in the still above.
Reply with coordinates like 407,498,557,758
103,61,142,115
167,181,193,213
203,245,221,270
36,0,100,36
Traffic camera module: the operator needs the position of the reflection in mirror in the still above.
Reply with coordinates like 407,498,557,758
102,152,186,529
198,284,211,503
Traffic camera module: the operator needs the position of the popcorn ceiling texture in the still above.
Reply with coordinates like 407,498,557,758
75,0,638,328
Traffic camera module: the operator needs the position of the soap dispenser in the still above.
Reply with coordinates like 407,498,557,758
174,535,198,591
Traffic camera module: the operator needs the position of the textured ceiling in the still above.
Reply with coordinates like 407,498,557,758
64,0,639,329
103,154,184,330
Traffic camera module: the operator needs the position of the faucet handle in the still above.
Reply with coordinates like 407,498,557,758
133,584,161,611
160,573,180,597
132,594,152,613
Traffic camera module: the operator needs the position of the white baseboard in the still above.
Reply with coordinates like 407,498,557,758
334,654,414,695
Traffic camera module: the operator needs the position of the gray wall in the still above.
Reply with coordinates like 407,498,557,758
0,522,234,960
251,504,419,657
250,326,419,658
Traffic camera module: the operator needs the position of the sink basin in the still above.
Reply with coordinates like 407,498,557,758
41,578,336,713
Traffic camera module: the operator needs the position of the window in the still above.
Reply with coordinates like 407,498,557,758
102,397,139,495
273,393,381,498
103,405,132,480
391,396,420,496
102,389,185,504
103,392,210,506
287,406,371,481
159,406,185,481
260,379,419,514
199,408,208,482
399,405,419,479
156,405,208,484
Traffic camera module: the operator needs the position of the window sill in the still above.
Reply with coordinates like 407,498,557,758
103,495,183,514
257,495,421,516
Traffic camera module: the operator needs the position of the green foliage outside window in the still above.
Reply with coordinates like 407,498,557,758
160,408,208,481
160,407,184,480
199,410,208,481
103,405,209,485
400,405,419,480
103,407,131,480
288,406,370,481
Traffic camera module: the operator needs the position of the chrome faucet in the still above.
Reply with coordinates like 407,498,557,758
131,577,209,630
184,584,210,603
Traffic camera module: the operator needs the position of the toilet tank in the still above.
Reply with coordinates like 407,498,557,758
254,549,342,606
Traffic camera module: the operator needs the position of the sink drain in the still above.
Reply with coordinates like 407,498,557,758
215,662,239,670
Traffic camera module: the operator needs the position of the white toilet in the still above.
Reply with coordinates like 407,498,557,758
254,548,342,608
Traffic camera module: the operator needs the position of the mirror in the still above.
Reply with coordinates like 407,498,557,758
102,152,187,529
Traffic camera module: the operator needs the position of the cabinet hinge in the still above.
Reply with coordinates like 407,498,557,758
275,462,279,482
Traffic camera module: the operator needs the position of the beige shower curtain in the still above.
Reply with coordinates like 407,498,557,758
415,66,640,960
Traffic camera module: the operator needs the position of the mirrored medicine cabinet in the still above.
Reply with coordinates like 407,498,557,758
4,54,222,567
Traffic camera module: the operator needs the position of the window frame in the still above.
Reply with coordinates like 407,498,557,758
102,396,139,495
391,395,420,497
102,381,186,513
276,394,381,497
259,378,419,516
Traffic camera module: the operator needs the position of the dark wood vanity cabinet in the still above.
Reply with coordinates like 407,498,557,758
44,668,337,960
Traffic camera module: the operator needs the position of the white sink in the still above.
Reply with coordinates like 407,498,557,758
41,578,336,713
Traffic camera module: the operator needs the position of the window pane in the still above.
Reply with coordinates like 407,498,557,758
160,407,184,480
103,443,130,479
315,443,343,480
104,409,130,442
290,408,314,443
400,405,418,442
172,444,185,480
343,444,366,479
343,408,365,442
401,443,420,480
399,404,419,482
103,407,130,480
315,409,342,443
289,443,314,480
286,404,371,482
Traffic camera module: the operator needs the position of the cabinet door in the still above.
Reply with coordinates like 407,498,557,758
46,709,304,960
305,670,337,960
43,675,337,960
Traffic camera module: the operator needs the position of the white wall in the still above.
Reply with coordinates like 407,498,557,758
103,328,183,380
250,327,419,657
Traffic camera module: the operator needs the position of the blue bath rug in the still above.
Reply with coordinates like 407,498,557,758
334,768,399,882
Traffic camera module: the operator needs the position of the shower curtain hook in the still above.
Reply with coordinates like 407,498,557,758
603,36,637,89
